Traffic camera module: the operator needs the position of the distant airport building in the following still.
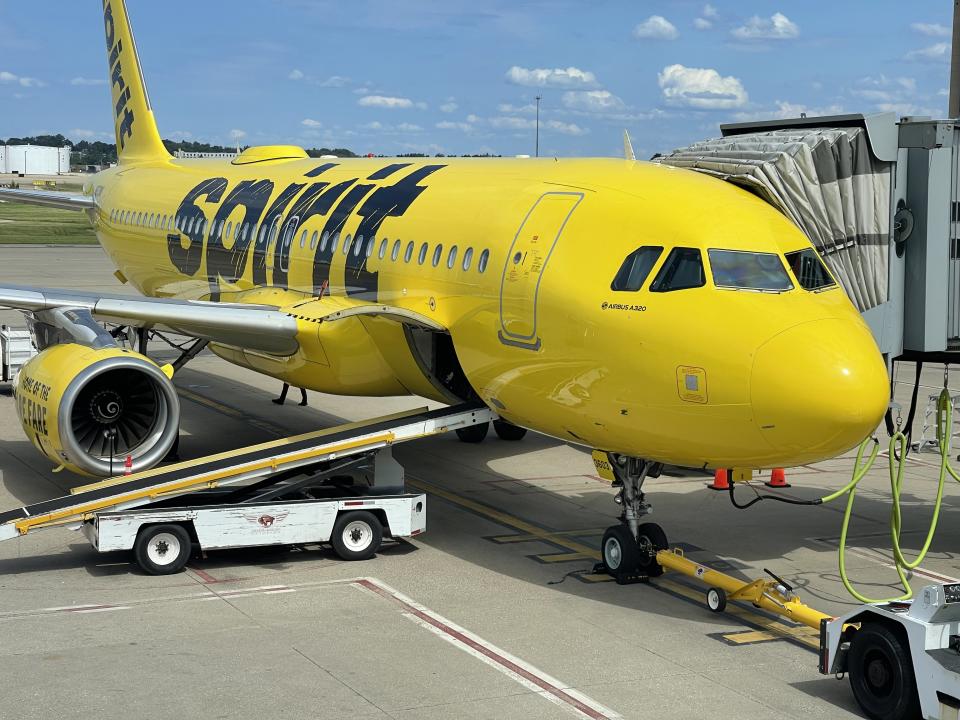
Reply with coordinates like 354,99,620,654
0,145,72,175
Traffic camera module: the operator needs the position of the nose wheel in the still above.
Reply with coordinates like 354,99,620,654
600,522,668,583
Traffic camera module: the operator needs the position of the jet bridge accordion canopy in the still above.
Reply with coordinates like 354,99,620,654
657,128,892,313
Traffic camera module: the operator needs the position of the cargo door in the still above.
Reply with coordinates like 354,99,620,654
498,192,582,350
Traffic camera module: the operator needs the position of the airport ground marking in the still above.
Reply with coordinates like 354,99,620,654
410,475,822,652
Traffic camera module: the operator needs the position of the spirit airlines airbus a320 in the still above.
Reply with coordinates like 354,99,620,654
0,1,888,570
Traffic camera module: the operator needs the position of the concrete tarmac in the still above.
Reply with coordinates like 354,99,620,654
1,246,959,719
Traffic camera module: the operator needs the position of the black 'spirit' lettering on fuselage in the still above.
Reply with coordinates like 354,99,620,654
166,164,446,300
103,3,135,149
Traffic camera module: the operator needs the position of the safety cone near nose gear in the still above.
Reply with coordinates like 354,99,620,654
707,468,730,491
764,468,790,488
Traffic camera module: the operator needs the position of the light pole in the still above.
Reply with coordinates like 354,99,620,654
535,94,542,157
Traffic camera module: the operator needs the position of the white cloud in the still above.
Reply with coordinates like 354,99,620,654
358,95,414,108
561,90,626,113
68,128,112,140
301,118,323,128
732,100,845,122
505,65,597,88
70,76,105,86
488,116,586,135
0,70,44,87
353,87,371,95
498,102,536,114
319,75,349,87
633,16,678,40
912,22,950,37
905,43,950,62
229,129,247,140
658,64,748,109
703,4,718,19
436,120,473,131
439,100,458,113
397,123,422,132
288,69,304,80
853,75,917,104
694,18,712,30
466,114,482,123
732,13,799,40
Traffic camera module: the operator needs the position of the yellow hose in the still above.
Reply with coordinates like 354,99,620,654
832,387,957,603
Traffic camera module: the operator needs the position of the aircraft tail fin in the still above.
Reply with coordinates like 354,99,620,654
102,0,170,163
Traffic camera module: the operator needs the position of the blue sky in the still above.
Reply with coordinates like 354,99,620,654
0,1,952,157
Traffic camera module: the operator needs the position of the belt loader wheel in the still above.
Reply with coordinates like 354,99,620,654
134,523,192,575
331,510,383,561
848,623,921,720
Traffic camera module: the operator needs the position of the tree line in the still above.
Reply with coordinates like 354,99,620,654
1,134,358,166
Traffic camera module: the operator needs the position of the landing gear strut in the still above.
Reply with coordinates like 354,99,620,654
598,456,667,582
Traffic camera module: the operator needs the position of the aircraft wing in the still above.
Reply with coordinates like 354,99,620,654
0,285,447,357
0,285,300,355
0,187,96,211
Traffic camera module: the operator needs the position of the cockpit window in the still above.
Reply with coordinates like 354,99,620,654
650,247,705,292
708,249,793,292
611,246,663,291
785,248,835,290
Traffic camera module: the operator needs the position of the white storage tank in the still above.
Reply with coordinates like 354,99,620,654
0,146,6,173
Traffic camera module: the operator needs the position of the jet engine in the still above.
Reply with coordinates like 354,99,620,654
14,343,180,477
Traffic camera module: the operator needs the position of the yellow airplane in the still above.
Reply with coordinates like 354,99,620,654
0,1,888,569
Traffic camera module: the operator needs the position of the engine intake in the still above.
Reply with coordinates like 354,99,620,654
15,344,180,477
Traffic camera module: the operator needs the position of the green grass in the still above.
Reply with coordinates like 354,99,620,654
0,202,98,244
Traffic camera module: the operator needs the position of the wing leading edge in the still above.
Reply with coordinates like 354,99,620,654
0,187,96,211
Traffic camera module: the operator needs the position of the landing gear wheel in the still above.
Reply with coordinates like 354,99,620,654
601,525,639,582
493,420,527,441
134,523,192,575
331,511,383,561
456,422,489,443
848,623,921,720
706,587,727,613
635,522,668,577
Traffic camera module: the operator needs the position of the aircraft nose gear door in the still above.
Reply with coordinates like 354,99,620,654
498,191,583,350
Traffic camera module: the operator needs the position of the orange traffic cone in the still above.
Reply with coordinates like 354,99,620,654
707,468,730,491
764,467,790,488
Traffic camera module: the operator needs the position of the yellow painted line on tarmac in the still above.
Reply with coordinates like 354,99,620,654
534,552,596,563
491,528,607,544
409,475,819,651
722,630,780,645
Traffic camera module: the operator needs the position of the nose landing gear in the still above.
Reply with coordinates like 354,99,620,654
597,455,668,583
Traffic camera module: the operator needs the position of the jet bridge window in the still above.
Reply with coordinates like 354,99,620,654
649,247,705,292
708,249,793,292
785,248,836,291
611,246,663,291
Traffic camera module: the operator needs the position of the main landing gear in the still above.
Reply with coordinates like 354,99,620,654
597,456,669,583
455,419,528,443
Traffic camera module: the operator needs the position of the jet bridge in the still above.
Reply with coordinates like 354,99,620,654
658,112,960,361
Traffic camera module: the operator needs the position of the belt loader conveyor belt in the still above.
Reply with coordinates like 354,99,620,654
0,403,494,541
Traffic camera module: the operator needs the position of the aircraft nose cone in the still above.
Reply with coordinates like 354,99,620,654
752,319,889,464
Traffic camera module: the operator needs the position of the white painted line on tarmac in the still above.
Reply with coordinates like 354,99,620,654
354,577,622,720
809,537,960,584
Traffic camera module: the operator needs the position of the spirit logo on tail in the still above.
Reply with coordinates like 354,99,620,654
103,2,136,150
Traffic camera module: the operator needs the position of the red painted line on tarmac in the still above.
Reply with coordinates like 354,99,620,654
355,578,611,720
187,566,221,584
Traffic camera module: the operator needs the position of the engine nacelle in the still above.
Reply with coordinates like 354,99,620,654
14,344,180,477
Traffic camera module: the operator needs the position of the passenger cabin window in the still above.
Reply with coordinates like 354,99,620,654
378,238,388,259
391,240,401,261
785,248,835,291
709,249,793,292
418,242,428,265
404,241,414,262
649,247,705,292
478,249,490,273
447,246,458,269
432,244,443,267
611,246,663,291
462,247,474,271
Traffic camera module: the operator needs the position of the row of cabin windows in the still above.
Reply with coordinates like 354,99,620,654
611,246,835,294
107,208,491,274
